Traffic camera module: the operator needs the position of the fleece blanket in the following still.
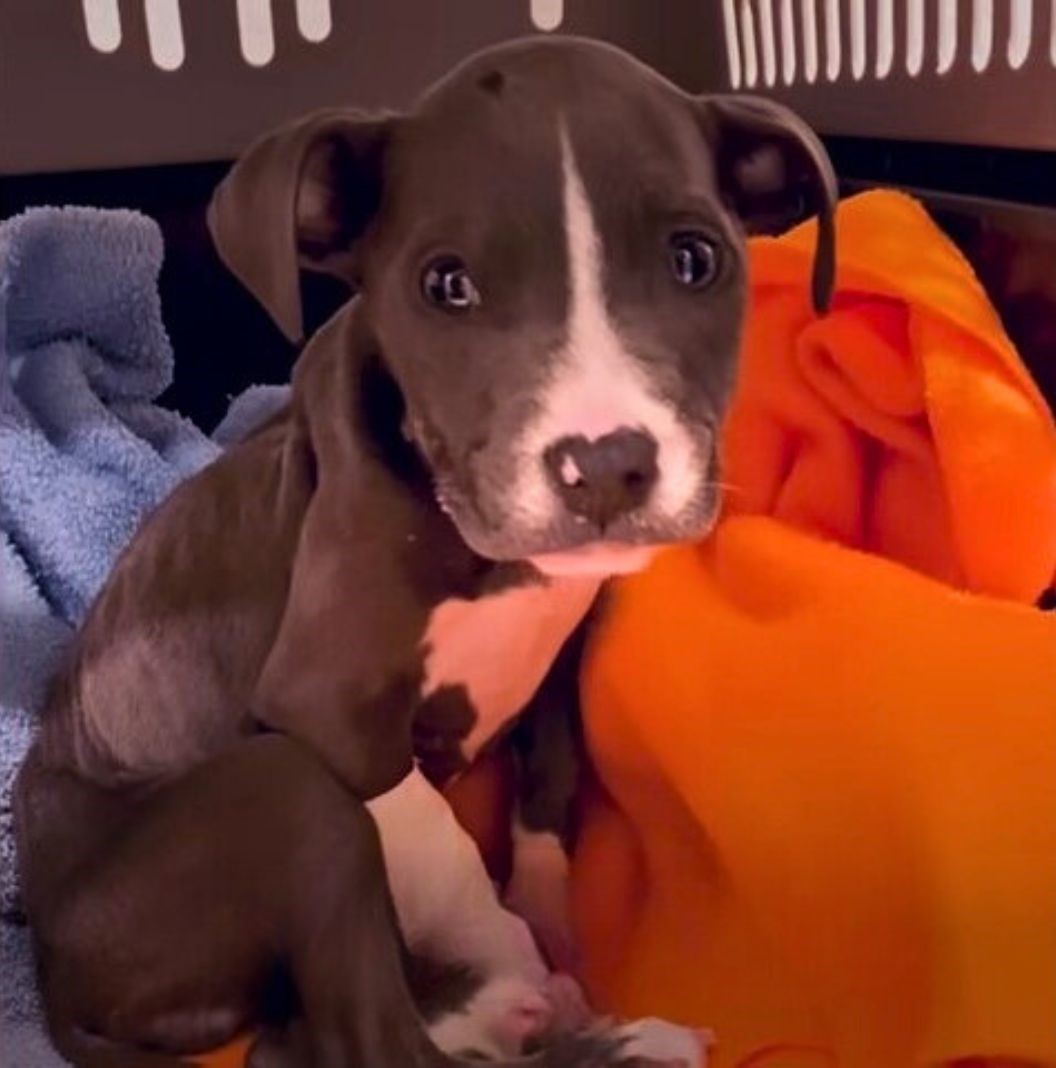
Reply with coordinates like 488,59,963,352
560,192,1056,1068
0,206,287,1067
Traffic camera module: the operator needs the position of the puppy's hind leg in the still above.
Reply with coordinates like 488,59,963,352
16,736,448,1068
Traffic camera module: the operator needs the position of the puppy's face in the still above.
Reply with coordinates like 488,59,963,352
210,38,835,575
364,65,742,574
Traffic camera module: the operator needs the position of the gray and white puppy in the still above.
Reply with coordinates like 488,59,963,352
15,34,835,1068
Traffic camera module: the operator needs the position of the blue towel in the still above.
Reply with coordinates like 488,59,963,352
0,206,289,1064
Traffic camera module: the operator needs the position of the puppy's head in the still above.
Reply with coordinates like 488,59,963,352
209,37,835,576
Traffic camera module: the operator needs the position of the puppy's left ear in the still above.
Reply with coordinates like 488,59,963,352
699,95,837,314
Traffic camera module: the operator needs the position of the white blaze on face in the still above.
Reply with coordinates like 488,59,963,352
508,122,700,532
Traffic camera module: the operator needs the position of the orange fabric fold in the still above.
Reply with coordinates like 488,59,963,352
571,191,1056,1067
724,191,1056,598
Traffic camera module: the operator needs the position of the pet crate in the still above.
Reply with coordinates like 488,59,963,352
2,4,1056,1066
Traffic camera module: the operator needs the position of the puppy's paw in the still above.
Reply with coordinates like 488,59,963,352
428,974,552,1059
543,971,592,1034
614,1017,713,1068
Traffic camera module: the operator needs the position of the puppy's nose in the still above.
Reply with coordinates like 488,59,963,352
544,428,659,529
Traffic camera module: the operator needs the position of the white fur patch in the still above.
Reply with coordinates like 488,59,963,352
508,124,699,531
367,767,548,982
420,575,600,760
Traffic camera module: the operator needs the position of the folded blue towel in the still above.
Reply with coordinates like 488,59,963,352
0,207,220,625
0,206,289,1065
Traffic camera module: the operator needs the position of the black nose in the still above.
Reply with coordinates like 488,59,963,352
543,428,659,529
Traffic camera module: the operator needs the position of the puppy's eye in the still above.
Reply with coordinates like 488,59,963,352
421,257,481,311
669,232,720,289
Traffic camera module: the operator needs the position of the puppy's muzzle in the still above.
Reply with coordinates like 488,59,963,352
543,427,659,531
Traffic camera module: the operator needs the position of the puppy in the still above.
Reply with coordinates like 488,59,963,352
14,34,835,1068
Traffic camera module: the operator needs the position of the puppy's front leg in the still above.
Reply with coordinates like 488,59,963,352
505,622,588,976
368,768,581,1057
368,767,545,982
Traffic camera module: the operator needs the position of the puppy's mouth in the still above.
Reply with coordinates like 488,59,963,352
436,472,722,577
527,485,721,577
528,542,664,578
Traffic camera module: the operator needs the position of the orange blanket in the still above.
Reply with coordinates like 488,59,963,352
200,191,1056,1068
568,191,1056,1068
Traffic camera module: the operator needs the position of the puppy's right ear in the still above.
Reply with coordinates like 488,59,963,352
208,109,394,342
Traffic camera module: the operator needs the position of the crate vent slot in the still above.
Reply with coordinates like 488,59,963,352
82,0,122,53
530,0,564,32
802,0,820,81
779,0,798,82
876,0,895,77
145,0,185,71
740,0,761,87
972,0,995,70
296,0,332,43
1008,0,1033,67
236,0,275,67
850,0,866,78
759,0,779,85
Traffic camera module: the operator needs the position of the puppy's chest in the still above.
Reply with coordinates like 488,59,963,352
412,575,600,783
